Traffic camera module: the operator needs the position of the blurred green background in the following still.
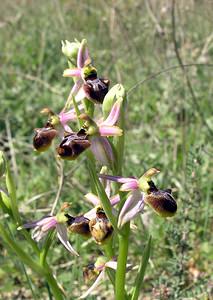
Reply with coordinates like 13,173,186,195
0,0,212,299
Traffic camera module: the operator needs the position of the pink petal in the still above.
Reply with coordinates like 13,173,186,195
117,190,144,228
79,270,105,299
110,194,120,206
90,136,114,166
105,261,117,270
41,218,57,232
84,207,96,220
99,174,137,184
99,125,122,137
120,179,139,191
37,216,57,227
75,86,87,101
101,99,121,126
63,68,81,77
84,193,100,206
56,224,79,256
77,39,90,69
32,227,48,241
59,111,77,126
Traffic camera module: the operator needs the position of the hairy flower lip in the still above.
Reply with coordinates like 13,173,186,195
83,78,110,104
144,189,177,217
33,127,58,152
57,130,91,160
65,214,91,237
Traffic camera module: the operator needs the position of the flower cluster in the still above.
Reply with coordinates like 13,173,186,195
18,39,177,298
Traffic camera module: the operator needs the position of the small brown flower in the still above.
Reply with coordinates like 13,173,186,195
33,127,57,152
89,206,113,244
57,129,91,160
83,78,110,104
145,181,177,217
66,214,91,237
83,263,99,283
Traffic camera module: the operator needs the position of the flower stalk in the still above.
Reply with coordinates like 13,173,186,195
115,222,130,300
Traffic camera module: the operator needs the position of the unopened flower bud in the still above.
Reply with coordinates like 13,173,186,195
102,84,125,118
61,40,80,63
144,187,177,217
89,206,113,244
83,78,110,104
57,130,91,160
0,151,6,178
33,127,58,152
66,214,91,237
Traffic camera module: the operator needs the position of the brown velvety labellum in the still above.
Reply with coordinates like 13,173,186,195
83,78,110,103
57,131,91,160
33,127,57,152
67,215,91,237
145,190,177,217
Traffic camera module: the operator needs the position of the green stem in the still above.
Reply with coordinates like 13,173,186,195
115,223,130,300
40,230,55,266
45,272,64,300
21,262,37,300
131,236,152,300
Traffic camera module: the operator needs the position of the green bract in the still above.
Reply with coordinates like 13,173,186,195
102,84,125,118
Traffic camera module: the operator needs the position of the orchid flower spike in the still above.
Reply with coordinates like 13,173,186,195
80,257,118,299
99,168,177,228
18,213,79,256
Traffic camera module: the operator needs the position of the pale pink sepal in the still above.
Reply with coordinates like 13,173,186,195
120,179,139,191
84,208,96,220
75,86,87,101
101,99,122,126
63,68,81,77
59,111,77,125
79,270,105,299
99,125,122,137
99,174,137,184
110,194,120,206
90,136,114,166
105,261,118,270
117,190,144,228
77,39,90,69
56,223,79,256
84,193,100,206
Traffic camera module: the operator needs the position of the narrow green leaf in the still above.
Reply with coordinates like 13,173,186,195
131,235,152,300
5,160,21,224
0,223,44,276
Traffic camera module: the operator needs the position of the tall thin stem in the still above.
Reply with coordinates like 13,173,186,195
115,222,130,300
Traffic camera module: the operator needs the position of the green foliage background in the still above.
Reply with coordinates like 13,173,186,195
0,0,212,299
